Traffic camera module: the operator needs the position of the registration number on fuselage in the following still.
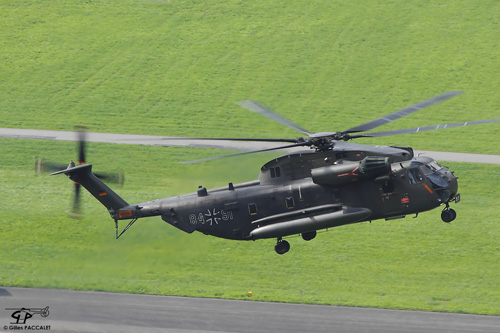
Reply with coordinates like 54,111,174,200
189,209,234,226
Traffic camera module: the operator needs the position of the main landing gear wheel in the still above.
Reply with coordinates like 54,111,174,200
275,238,290,255
302,230,317,241
441,208,457,223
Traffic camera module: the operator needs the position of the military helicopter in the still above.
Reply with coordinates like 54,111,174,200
52,91,500,254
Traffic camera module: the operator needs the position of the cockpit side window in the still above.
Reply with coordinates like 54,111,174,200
408,168,424,185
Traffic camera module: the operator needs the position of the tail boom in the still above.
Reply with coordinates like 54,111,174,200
52,163,129,217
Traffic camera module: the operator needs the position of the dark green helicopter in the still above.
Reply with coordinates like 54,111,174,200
53,91,500,254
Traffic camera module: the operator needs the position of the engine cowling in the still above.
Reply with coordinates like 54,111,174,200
311,156,390,186
359,156,391,177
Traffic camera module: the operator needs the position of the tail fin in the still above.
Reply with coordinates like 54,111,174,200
52,162,128,215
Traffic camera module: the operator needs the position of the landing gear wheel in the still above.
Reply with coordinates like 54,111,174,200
302,231,317,241
275,239,290,255
441,208,456,223
449,208,457,221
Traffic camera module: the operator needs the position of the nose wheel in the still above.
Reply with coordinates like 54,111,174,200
275,238,290,255
441,206,457,223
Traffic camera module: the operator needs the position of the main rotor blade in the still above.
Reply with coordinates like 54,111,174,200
161,137,299,143
350,119,500,138
179,142,310,164
344,91,463,133
237,100,312,136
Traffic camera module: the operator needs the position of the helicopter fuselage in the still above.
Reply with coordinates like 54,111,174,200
121,150,458,241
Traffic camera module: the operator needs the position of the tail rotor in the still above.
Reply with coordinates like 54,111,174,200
36,126,124,218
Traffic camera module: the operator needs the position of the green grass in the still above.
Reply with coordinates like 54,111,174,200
1,139,500,315
1,0,500,152
1,0,500,315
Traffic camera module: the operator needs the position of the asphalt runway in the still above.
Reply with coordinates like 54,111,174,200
2,127,500,164
1,287,500,333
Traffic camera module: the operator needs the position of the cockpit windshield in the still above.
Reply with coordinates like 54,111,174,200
420,161,443,175
420,161,449,189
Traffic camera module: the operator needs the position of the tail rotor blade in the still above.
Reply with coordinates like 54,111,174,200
94,171,125,186
70,182,82,219
35,159,68,175
75,127,86,218
76,126,87,165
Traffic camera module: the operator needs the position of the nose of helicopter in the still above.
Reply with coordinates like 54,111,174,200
426,164,459,203
443,168,458,202
448,173,458,198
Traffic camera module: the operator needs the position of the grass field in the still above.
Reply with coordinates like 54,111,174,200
1,139,500,315
1,0,500,152
1,0,500,315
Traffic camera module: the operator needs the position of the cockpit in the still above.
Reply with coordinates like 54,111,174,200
408,157,458,203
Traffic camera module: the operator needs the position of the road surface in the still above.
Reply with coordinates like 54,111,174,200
2,127,500,164
1,287,500,333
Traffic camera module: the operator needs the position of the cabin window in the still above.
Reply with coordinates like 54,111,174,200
248,203,258,215
408,168,424,185
285,197,295,209
270,167,281,178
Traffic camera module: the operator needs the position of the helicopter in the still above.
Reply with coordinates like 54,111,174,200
52,91,500,254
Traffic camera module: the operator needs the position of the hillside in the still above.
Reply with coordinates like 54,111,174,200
1,0,499,153
1,0,500,315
